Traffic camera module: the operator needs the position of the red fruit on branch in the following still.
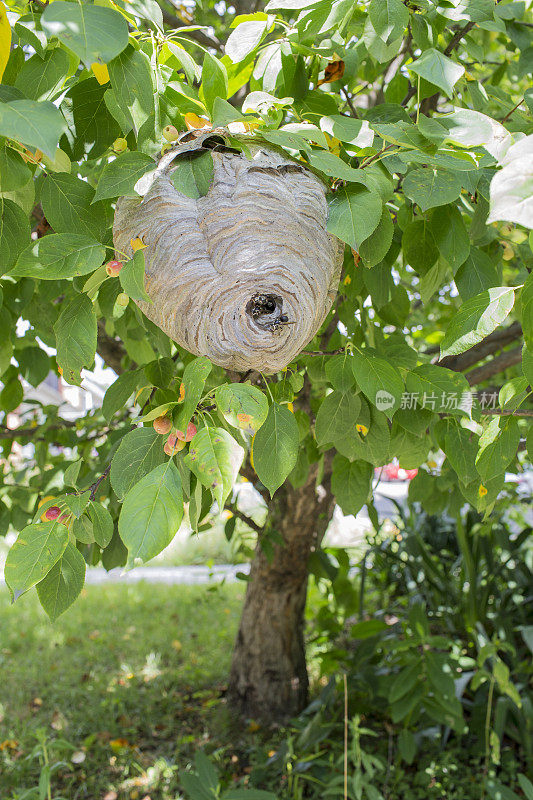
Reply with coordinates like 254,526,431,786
44,506,61,521
164,433,185,456
153,415,172,435
106,260,123,277
176,422,197,442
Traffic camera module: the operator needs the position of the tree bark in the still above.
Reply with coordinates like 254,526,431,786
227,462,335,721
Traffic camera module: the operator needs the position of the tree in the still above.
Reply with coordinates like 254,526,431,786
1,0,532,724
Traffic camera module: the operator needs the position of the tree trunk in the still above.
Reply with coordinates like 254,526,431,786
228,464,334,721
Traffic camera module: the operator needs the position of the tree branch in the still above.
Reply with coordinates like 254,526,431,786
97,319,128,375
436,321,523,372
230,506,264,536
161,6,224,52
464,346,523,386
444,20,476,56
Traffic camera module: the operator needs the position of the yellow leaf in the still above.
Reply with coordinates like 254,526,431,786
344,275,351,285
287,402,294,413
248,720,261,732
356,424,368,436
478,484,488,497
0,1,11,84
184,112,211,131
91,62,109,85
172,639,182,651
178,382,185,402
130,236,147,251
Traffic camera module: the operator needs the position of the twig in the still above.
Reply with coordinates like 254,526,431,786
444,20,476,55
501,98,524,123
464,346,522,386
229,506,264,536
480,410,533,417
340,87,358,118
89,464,111,501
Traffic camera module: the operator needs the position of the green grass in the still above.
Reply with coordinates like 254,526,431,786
0,582,245,799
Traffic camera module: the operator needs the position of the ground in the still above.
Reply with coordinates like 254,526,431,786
0,582,246,799
0,580,524,800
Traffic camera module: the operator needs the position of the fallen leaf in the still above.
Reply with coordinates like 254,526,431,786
0,740,18,751
71,750,86,764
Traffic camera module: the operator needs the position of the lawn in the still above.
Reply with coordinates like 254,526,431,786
0,581,246,799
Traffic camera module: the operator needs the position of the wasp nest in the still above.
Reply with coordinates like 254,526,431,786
113,131,344,373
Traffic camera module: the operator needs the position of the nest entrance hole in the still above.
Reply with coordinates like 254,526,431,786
246,293,289,331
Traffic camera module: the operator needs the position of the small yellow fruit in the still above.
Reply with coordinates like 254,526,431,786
162,125,180,142
113,138,128,154
116,293,130,307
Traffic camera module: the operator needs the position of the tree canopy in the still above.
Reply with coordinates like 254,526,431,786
0,0,532,623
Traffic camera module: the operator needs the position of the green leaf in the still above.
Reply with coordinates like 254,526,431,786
331,456,372,516
521,271,533,350
88,503,114,549
351,350,403,418
0,198,30,272
408,48,465,98
5,521,69,600
307,150,369,184
358,207,394,267
0,144,31,193
171,152,214,199
403,168,462,211
487,136,533,228
41,1,129,66
36,542,86,622
405,365,472,416
102,370,140,421
319,115,374,147
119,462,184,566
476,416,520,483
398,729,417,765
72,515,94,544
166,42,201,84
185,427,244,507
455,247,500,301
0,99,65,158
429,204,469,272
402,218,438,274
110,426,166,500
93,152,155,201
440,287,515,358
215,383,269,435
14,48,70,102
315,390,361,447
120,249,151,303
62,78,121,161
108,46,155,136
41,173,109,241
444,424,479,484
325,353,356,391
64,459,82,488
252,403,299,496
225,20,268,63
11,234,105,280
200,52,228,116
327,187,383,250
53,293,97,385
175,356,212,434
369,0,408,43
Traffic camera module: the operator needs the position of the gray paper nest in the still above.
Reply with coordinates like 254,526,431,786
113,129,344,373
